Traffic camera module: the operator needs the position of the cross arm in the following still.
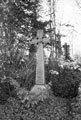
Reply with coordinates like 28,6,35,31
29,38,38,45
43,38,50,44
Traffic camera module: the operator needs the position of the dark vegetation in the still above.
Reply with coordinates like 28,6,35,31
48,67,81,98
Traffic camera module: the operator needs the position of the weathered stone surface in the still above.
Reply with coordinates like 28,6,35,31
30,29,49,94
30,85,46,95
36,43,45,84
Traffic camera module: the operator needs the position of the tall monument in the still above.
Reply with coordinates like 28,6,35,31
30,29,49,94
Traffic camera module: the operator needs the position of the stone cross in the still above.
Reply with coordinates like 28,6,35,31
63,42,70,59
30,29,49,94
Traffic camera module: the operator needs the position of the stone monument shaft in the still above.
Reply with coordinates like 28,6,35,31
30,29,49,87
36,43,45,84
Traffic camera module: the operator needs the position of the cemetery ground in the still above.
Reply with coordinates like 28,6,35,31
0,50,81,120
0,87,81,120
0,67,81,120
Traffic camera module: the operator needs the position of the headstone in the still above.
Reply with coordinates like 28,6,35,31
30,29,49,94
63,42,70,60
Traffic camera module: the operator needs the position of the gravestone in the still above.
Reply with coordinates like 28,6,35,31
30,29,49,94
63,42,70,60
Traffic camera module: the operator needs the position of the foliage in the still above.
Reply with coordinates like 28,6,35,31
0,78,18,105
0,0,50,95
3,0,41,35
50,67,81,98
0,0,40,102
0,89,81,120
46,57,81,99
1,1,81,120
0,55,36,105
0,90,72,120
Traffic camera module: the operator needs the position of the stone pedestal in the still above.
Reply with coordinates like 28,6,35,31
30,85,46,95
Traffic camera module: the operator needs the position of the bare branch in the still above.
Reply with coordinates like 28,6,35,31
75,0,81,9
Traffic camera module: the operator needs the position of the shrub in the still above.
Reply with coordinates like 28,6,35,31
49,67,81,99
0,81,16,105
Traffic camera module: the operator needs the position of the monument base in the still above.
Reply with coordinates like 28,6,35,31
30,84,47,95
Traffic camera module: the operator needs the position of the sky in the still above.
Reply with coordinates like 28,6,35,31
41,0,81,57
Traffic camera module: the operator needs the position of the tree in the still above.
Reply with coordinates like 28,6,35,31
75,0,81,9
0,0,43,104
0,0,41,71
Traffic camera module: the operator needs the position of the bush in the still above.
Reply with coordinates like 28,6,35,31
49,67,81,98
0,81,16,105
